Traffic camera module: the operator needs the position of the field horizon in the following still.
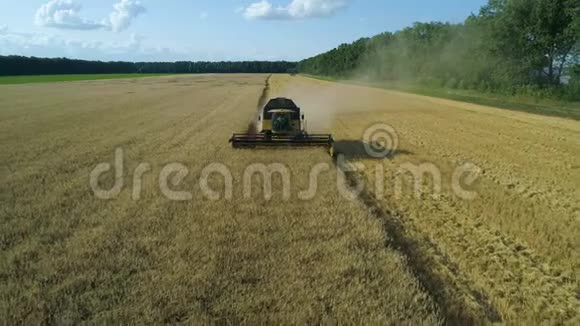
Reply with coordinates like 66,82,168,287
0,74,176,85
2,71,577,121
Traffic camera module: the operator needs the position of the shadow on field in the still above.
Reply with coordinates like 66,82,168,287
333,140,413,160
340,170,502,324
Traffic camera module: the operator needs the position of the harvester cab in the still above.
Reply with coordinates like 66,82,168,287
229,97,334,150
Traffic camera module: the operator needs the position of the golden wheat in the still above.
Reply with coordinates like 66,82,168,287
269,74,579,323
0,75,441,324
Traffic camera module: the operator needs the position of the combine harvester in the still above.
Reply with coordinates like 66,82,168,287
229,97,334,152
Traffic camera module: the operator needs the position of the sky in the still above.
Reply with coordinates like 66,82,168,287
0,0,489,62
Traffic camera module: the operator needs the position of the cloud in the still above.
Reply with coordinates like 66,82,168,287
1,29,66,54
34,0,145,32
108,0,146,32
0,28,166,61
244,1,279,19
0,28,256,62
243,0,349,20
35,0,106,30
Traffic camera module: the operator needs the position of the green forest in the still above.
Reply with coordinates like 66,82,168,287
0,56,296,76
298,0,580,101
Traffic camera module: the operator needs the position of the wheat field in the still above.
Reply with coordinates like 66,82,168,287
0,75,441,324
269,74,579,323
0,74,578,324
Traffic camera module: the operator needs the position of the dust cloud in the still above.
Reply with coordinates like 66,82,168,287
269,76,362,133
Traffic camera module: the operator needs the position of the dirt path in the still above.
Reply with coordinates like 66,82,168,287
270,74,580,323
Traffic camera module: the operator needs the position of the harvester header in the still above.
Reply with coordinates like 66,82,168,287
229,97,334,150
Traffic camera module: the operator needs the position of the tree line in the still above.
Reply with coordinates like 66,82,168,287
0,56,297,76
299,0,580,100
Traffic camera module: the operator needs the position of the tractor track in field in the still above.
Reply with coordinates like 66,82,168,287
246,74,271,135
340,169,503,324
258,74,272,108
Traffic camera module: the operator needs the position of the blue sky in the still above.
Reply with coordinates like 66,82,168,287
0,0,488,62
